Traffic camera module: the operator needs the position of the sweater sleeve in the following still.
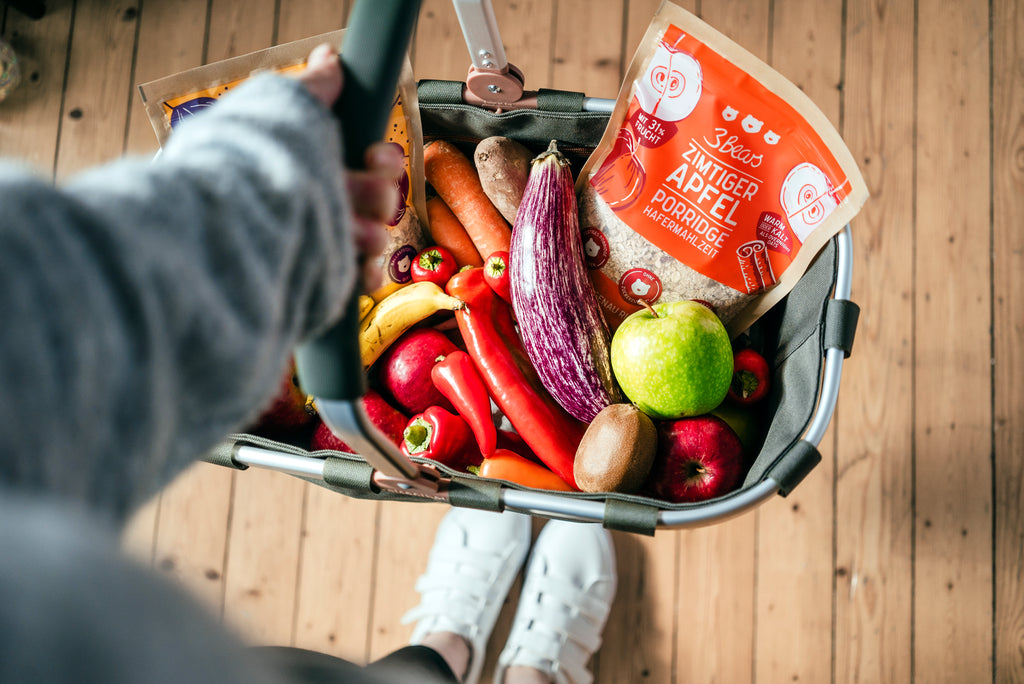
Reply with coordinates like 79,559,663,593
0,74,356,522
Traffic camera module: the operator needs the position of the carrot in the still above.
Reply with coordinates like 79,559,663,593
426,197,484,268
424,140,512,260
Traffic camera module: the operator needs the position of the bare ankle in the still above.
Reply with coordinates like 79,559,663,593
419,631,472,682
504,665,553,684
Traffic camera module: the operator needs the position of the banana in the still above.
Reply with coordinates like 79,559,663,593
359,281,463,369
369,279,407,303
358,295,376,321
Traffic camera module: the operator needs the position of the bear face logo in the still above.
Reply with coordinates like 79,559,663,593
631,280,651,297
618,268,663,306
764,130,781,145
741,114,763,134
722,106,739,121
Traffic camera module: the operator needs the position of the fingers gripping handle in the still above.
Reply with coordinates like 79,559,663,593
295,0,421,401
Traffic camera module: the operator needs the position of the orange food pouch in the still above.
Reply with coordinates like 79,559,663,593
577,3,868,336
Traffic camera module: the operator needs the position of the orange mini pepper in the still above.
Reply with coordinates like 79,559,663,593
475,449,577,492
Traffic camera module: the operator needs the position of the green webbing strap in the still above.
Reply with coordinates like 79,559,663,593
417,80,588,114
603,498,660,536
447,476,503,512
824,299,860,358
321,455,376,492
204,441,248,470
766,440,821,496
417,79,467,105
537,88,586,112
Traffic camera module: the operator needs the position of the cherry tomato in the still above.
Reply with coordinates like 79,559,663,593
410,245,458,287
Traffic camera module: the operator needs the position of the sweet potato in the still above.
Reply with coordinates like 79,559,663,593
474,136,534,225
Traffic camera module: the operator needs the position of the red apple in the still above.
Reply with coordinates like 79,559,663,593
645,415,744,503
250,360,315,436
376,327,457,415
310,389,409,452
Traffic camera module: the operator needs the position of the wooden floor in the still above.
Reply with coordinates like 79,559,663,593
1,0,1021,682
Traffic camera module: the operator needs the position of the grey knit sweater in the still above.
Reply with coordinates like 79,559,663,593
0,74,355,522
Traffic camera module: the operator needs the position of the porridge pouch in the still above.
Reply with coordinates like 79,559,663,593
578,1,868,336
138,31,428,295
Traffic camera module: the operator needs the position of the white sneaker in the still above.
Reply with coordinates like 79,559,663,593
494,520,617,684
402,507,532,684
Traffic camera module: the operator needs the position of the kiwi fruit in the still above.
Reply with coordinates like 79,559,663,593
574,403,658,493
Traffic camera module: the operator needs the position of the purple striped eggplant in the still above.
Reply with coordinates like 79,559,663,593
509,140,623,422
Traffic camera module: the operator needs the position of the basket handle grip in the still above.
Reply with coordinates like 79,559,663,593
294,0,420,401
295,0,422,480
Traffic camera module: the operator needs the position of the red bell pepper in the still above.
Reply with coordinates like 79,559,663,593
727,348,771,405
475,449,576,491
432,350,497,457
401,405,482,472
445,268,585,488
483,251,512,304
411,246,459,287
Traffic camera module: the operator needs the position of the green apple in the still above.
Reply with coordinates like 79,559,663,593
711,401,763,455
610,301,733,419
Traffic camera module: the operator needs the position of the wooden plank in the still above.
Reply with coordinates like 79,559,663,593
595,532,677,683
753,0,843,682
991,0,1024,680
53,0,139,181
366,501,448,661
489,0,554,89
222,467,307,645
625,0,678,59
151,462,235,612
675,519,757,684
275,0,349,45
834,0,916,681
124,0,208,157
0,0,72,171
207,0,277,63
412,0,473,81
914,0,993,681
291,486,379,661
550,0,624,99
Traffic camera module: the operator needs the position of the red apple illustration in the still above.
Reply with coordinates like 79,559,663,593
590,128,646,210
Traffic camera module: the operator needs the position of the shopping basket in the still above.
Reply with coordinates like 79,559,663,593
203,0,861,536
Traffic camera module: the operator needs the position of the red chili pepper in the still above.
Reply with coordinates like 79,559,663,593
727,348,771,405
411,245,459,287
496,429,539,464
475,449,576,491
483,251,512,304
400,405,483,472
431,350,497,458
445,268,585,488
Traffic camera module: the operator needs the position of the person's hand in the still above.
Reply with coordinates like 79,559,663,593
298,43,343,108
297,44,403,291
348,143,404,291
